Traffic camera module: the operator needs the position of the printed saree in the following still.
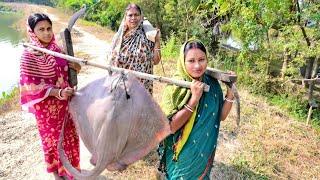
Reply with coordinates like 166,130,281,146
20,23,80,179
110,13,155,94
159,40,224,179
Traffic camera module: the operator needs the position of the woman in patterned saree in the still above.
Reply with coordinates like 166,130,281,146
20,13,80,180
110,3,161,94
159,40,235,179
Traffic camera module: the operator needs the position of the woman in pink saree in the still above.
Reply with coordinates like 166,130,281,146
19,13,80,180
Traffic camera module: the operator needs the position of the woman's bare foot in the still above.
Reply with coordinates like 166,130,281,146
53,171,64,180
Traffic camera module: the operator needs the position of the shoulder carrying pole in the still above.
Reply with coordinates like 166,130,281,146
22,43,210,92
206,67,241,129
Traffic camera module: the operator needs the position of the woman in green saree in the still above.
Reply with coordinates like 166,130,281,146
159,40,234,179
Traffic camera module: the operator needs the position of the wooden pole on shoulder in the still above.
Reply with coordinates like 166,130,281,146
23,43,210,92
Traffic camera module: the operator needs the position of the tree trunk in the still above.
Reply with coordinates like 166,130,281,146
211,35,219,56
306,56,319,124
155,0,162,29
305,56,315,79
308,56,319,100
281,47,290,79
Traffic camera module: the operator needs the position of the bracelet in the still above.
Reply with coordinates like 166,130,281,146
184,104,194,113
56,89,64,100
154,48,161,51
224,96,235,103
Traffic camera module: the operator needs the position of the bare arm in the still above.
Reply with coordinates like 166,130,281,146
68,62,81,74
220,86,234,121
169,81,204,133
153,29,161,65
49,87,75,100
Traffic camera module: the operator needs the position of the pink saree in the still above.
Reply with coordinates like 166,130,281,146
20,24,80,179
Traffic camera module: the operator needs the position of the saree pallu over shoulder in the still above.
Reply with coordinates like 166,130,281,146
19,24,67,112
19,48,69,113
110,16,155,93
160,40,199,161
159,39,224,179
19,22,79,179
160,75,224,179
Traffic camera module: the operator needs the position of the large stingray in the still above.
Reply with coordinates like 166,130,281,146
58,73,171,179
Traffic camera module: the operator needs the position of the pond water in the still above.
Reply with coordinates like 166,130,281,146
0,12,24,96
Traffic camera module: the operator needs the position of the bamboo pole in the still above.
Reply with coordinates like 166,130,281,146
23,43,210,92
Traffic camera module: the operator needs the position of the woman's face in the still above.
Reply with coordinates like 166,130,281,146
33,20,53,47
125,8,141,30
185,48,208,80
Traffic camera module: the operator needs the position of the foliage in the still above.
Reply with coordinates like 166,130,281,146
0,3,15,11
269,93,320,127
213,0,320,122
0,87,19,115
161,32,180,60
55,0,320,124
57,0,93,11
1,0,57,6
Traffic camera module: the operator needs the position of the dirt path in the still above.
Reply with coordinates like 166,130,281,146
1,3,320,180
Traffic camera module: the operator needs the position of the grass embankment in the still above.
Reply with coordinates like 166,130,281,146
216,90,320,179
0,3,16,12
0,88,20,115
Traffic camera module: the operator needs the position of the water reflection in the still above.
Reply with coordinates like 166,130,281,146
0,12,24,95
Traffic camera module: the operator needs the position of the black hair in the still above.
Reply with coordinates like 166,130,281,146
184,40,207,58
125,3,142,15
28,13,52,32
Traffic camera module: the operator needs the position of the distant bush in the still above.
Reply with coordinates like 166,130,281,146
1,0,56,6
57,0,93,11
0,87,20,115
0,2,17,12
161,33,180,61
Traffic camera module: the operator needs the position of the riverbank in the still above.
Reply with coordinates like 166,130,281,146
0,3,23,113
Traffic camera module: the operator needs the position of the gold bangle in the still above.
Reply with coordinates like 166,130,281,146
56,89,64,100
184,104,194,113
224,96,235,103
185,104,194,110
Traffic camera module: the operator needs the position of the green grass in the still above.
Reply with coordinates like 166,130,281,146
161,33,180,61
268,94,320,131
0,2,21,13
215,89,320,179
0,87,20,115
0,3,14,12
79,19,98,27
155,55,320,179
